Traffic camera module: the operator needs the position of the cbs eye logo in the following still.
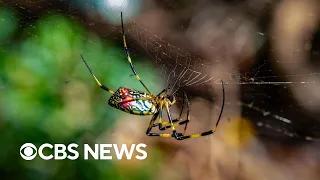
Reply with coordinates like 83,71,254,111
20,143,37,160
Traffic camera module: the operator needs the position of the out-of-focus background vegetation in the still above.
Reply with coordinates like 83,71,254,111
1,0,320,180
0,1,163,179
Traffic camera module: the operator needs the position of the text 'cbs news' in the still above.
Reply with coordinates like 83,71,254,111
20,143,148,161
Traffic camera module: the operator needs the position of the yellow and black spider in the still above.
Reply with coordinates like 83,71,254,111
80,12,225,140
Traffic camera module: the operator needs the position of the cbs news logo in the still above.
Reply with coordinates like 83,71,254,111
20,143,148,160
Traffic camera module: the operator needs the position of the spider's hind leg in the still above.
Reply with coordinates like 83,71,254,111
170,79,225,140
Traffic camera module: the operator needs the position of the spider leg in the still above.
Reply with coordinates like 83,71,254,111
154,102,167,130
152,119,180,128
153,100,185,131
80,55,115,94
146,112,162,136
121,12,152,95
170,79,225,140
152,120,189,130
156,84,171,96
153,92,190,134
164,102,182,140
181,91,190,135
117,97,187,133
146,108,183,137
151,84,172,129
157,88,167,97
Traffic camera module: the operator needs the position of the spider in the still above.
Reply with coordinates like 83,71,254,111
80,12,225,140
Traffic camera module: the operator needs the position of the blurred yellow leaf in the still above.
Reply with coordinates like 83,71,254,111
222,118,256,148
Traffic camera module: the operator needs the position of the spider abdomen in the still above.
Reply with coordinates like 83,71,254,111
108,87,157,115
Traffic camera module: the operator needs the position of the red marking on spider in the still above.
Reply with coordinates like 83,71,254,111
120,88,134,108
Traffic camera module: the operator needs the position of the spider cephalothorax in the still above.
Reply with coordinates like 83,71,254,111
80,12,225,140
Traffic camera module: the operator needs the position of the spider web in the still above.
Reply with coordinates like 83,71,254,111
1,0,320,142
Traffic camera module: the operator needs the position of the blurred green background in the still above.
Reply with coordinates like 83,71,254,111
0,3,164,180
